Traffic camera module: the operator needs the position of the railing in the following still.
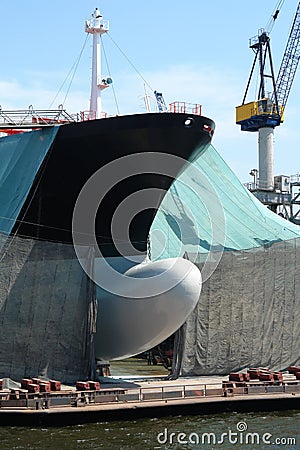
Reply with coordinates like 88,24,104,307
0,107,107,130
169,102,202,116
244,179,293,193
0,105,76,126
290,173,300,184
244,181,256,191
0,380,299,410
119,380,300,403
244,180,275,192
0,101,205,132
80,110,96,121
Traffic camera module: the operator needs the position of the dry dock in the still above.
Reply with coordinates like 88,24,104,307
0,374,299,426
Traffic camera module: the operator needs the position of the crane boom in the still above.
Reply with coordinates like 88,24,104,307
236,2,300,131
272,2,300,109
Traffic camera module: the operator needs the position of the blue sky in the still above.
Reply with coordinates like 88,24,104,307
0,1,299,183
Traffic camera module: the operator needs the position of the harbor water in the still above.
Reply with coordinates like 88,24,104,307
0,410,299,449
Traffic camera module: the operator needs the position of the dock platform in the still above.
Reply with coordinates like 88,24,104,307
0,374,299,426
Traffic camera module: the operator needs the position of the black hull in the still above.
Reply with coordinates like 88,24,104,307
14,113,214,257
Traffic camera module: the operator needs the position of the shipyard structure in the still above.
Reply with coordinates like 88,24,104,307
0,5,299,385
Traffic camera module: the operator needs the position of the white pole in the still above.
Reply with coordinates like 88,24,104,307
143,84,151,113
85,9,109,119
91,32,102,117
258,127,274,191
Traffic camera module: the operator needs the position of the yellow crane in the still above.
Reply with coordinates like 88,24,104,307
236,2,300,192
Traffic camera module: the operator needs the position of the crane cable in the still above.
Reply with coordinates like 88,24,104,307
264,0,286,34
251,1,286,101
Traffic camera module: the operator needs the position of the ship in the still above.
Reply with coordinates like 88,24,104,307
0,8,215,383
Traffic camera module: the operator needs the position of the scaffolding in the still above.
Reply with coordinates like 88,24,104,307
290,174,300,224
0,105,80,130
244,172,300,224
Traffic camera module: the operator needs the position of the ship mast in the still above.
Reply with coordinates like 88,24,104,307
85,8,110,119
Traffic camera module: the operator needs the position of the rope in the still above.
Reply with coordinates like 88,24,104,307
0,213,151,245
50,28,155,114
147,234,151,260
101,35,120,115
49,33,90,109
107,32,154,93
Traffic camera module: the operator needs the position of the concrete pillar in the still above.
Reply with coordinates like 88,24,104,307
258,127,274,191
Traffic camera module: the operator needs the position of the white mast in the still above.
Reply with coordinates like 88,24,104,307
85,8,110,119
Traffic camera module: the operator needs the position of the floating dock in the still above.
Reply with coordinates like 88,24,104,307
0,374,299,426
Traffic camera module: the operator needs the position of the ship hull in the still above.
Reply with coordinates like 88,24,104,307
14,112,214,255
0,112,215,380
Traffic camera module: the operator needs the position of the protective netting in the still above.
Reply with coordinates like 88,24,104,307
0,235,97,384
181,239,300,375
0,127,58,239
152,144,300,375
0,128,98,383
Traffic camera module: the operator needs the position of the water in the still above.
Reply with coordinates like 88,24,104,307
0,410,299,449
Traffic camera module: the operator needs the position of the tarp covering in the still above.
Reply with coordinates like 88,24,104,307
151,145,300,258
0,128,58,241
181,239,300,375
0,128,98,383
0,235,97,384
151,144,300,375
